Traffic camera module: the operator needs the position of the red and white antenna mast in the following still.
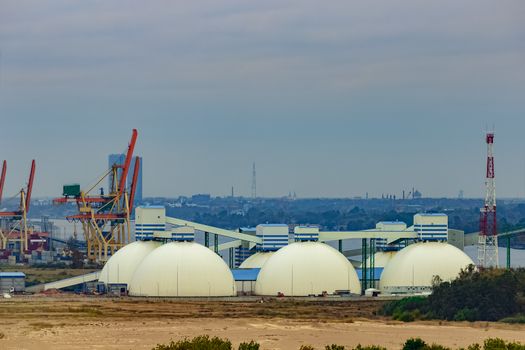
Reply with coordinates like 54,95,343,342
478,132,498,267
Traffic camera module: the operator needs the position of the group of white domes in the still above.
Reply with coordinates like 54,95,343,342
100,240,474,297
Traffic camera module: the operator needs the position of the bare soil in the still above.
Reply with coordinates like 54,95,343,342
1,295,524,350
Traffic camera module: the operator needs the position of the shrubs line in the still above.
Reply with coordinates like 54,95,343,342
152,335,525,350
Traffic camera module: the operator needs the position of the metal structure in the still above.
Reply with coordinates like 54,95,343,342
54,129,140,262
478,132,498,267
0,160,36,253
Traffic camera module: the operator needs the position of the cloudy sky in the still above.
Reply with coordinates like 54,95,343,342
0,1,524,198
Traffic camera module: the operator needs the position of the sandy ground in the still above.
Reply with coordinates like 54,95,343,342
1,296,524,350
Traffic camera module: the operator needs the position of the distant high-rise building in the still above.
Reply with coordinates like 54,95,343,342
108,154,143,204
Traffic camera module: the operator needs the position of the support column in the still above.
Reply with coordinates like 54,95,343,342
370,238,376,288
338,239,342,253
361,238,368,294
204,232,209,248
229,247,234,268
214,234,218,254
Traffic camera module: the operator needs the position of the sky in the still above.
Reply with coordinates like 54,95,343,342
0,1,524,199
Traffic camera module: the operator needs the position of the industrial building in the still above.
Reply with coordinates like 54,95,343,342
32,203,483,298
0,272,25,293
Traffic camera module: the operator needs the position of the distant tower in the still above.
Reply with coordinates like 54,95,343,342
251,162,257,199
478,132,498,267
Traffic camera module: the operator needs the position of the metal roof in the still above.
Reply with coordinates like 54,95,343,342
0,272,26,278
416,213,447,216
258,224,288,227
378,221,406,224
231,268,260,281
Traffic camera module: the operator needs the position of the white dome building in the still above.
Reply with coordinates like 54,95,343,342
239,252,274,269
129,242,236,297
379,242,474,294
99,240,161,286
255,242,361,296
362,251,397,268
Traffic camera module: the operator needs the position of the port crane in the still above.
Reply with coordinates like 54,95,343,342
0,160,36,253
54,129,140,262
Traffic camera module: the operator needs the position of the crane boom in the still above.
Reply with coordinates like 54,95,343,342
118,129,138,195
25,160,36,212
128,156,140,213
0,160,6,205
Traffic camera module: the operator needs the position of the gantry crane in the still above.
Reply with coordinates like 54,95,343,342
53,129,140,262
0,160,36,254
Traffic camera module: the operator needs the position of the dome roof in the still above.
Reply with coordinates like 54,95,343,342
362,251,397,268
129,242,236,297
255,242,360,296
99,240,161,285
379,242,474,294
239,252,274,269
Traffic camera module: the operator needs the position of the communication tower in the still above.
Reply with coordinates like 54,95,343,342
478,132,498,267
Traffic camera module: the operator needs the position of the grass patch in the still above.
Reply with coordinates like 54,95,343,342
29,322,55,330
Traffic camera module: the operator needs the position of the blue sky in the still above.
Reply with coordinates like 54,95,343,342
0,1,524,198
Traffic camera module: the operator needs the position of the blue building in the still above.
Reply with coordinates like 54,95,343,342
108,154,143,203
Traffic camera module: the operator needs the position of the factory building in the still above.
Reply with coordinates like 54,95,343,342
255,242,361,296
379,242,473,294
234,227,256,267
135,206,166,241
293,226,319,242
256,224,289,251
413,213,448,241
375,221,408,251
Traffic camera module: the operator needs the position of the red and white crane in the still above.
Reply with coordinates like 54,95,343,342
0,160,36,253
54,129,139,261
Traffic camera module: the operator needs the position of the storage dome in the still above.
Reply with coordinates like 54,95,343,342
129,242,236,297
379,242,474,294
99,240,161,286
255,242,360,296
239,252,274,269
362,251,397,268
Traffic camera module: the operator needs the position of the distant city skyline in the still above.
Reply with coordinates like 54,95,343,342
0,1,524,199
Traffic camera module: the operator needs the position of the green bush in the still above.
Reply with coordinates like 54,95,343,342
403,338,427,350
354,345,387,350
382,267,525,323
153,335,232,350
499,314,525,324
238,341,260,350
325,345,346,350
454,308,480,322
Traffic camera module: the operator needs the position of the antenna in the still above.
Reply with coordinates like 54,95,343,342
251,162,256,199
478,132,498,267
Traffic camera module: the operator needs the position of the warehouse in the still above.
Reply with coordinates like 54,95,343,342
0,272,25,293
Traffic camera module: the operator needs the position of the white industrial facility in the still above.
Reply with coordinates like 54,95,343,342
29,205,475,297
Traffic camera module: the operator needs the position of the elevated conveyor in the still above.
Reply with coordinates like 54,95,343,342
26,271,100,293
